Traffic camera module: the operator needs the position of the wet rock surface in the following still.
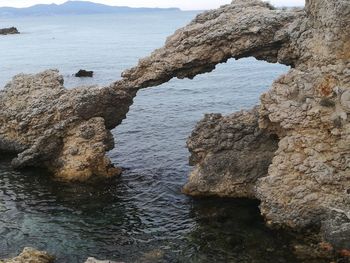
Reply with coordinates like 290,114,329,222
75,69,94,77
0,27,19,35
0,247,54,263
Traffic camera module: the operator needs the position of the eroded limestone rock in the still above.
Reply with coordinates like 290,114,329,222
183,107,278,198
120,0,301,89
0,70,134,181
0,0,299,181
118,0,350,253
0,247,54,263
0,0,349,253
257,65,350,229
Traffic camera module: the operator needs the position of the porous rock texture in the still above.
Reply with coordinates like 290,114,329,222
120,0,350,251
0,70,135,181
0,0,349,252
183,107,279,198
0,0,299,181
0,247,55,263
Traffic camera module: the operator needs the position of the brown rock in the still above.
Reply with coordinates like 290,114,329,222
0,1,349,253
0,70,134,181
0,247,54,263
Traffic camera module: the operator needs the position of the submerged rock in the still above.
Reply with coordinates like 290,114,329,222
0,247,54,263
75,69,94,77
0,27,19,35
85,257,122,263
183,107,278,198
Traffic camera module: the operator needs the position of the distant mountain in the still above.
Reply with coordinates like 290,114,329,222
0,1,181,17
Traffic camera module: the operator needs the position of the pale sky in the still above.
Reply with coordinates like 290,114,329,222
0,0,305,10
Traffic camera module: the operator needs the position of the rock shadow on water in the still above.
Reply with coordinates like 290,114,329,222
0,154,340,262
183,196,343,263
180,197,298,263
0,156,135,262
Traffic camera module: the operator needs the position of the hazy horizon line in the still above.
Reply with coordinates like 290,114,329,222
0,0,305,11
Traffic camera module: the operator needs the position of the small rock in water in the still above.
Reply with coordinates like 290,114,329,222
0,27,19,35
75,69,94,77
84,257,123,263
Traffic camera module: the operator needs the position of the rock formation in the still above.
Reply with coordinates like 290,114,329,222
0,70,135,181
183,107,279,198
0,247,54,263
75,69,94,77
119,0,350,253
0,27,19,35
0,0,295,181
0,0,349,254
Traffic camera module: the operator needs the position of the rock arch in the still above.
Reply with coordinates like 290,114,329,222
0,0,349,250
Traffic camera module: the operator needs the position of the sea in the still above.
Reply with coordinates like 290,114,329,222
0,11,298,263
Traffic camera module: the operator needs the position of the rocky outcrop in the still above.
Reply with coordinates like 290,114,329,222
119,0,350,254
119,0,350,249
255,0,350,232
75,69,94,77
0,0,299,181
120,1,301,88
0,247,54,263
181,0,350,254
0,70,135,181
0,27,19,35
0,0,349,253
183,107,278,198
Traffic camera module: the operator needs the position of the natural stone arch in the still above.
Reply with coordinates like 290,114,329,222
0,0,349,252
0,0,299,180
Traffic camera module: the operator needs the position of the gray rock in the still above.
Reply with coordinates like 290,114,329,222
183,107,278,198
0,27,19,35
0,70,134,181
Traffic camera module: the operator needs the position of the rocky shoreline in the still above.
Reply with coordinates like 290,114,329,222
0,248,122,263
0,247,54,263
0,0,349,261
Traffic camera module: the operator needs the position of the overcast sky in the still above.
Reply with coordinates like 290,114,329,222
0,0,305,10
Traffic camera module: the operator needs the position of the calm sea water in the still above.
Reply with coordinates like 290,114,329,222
0,12,303,263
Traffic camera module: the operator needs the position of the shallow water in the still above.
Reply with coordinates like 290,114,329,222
0,157,300,262
0,12,301,262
